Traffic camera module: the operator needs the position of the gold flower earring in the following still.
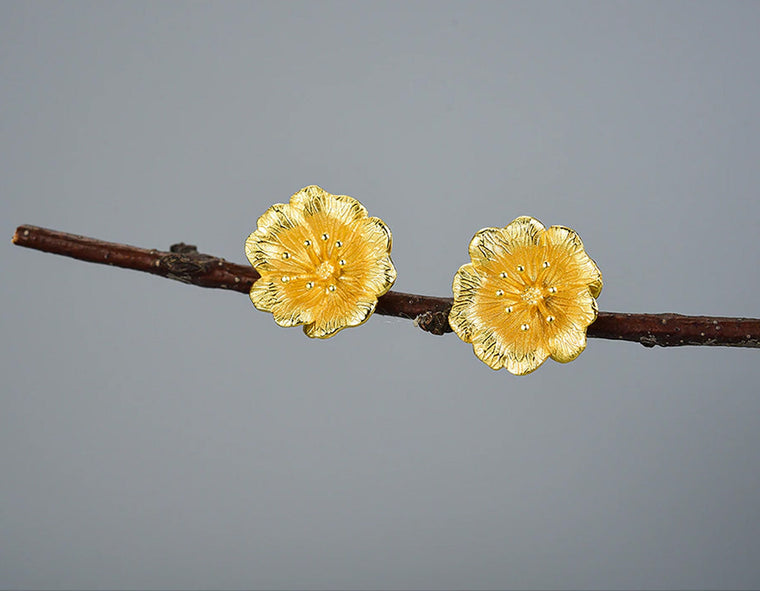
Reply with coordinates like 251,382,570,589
244,185,397,338
449,216,602,375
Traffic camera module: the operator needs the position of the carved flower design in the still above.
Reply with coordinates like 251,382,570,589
245,186,397,338
449,216,602,375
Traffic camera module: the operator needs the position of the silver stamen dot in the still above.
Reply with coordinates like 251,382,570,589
281,252,290,259
328,284,337,292
543,261,550,268
305,281,314,289
548,286,557,294
304,239,311,247
505,306,513,313
335,240,343,248
546,315,555,323
339,259,346,266
520,323,530,331
281,276,290,283
495,289,504,297
321,233,329,241
500,272,508,278
517,265,525,272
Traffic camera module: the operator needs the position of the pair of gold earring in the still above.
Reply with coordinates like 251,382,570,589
244,186,602,375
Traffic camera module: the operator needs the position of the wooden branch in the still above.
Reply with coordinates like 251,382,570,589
12,224,760,348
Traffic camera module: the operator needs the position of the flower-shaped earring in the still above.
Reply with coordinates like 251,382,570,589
449,216,602,375
245,185,397,338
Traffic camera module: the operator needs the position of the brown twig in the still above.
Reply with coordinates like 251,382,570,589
12,224,760,348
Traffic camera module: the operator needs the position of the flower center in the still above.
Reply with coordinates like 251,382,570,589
521,285,544,307
316,260,337,281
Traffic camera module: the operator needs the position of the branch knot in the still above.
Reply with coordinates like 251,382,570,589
161,244,219,283
414,310,452,336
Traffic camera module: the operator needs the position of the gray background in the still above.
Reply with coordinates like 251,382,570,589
2,2,760,589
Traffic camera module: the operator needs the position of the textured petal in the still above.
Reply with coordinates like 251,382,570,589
546,287,599,331
504,348,550,376
543,226,603,297
304,299,377,339
245,200,316,276
542,225,585,252
583,257,603,299
356,255,397,298
468,228,504,266
250,277,312,328
304,321,341,339
254,202,304,238
468,218,546,276
549,328,589,363
245,229,314,275
501,216,546,250
361,217,393,252
471,331,507,370
449,263,484,343
470,330,550,375
271,302,306,328
244,231,269,270
249,278,279,313
291,185,369,224
547,292,597,362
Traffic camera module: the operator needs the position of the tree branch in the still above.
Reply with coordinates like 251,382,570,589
12,224,760,348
